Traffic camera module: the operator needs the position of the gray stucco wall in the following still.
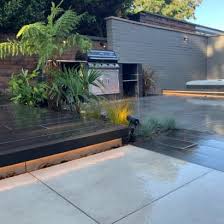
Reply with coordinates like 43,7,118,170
207,35,224,79
106,17,208,91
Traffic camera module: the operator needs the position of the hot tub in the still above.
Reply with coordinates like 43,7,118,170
186,79,224,90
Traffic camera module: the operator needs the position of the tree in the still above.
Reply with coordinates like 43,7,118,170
0,2,91,70
132,0,202,20
0,0,49,33
0,0,132,36
60,0,133,36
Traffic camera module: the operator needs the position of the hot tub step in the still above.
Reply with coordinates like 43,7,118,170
163,90,224,98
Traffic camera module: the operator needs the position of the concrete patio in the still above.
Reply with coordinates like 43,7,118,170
1,145,224,224
134,95,224,135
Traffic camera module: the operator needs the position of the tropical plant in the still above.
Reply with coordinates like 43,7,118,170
79,65,104,95
0,1,91,70
48,66,103,114
9,69,48,106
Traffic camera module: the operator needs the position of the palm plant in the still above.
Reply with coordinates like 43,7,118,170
0,1,91,70
49,66,103,114
79,65,104,95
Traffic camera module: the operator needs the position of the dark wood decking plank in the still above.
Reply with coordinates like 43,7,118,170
133,130,224,172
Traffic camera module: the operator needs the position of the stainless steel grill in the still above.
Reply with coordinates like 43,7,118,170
87,50,120,95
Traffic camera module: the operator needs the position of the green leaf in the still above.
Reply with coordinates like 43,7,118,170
0,1,91,69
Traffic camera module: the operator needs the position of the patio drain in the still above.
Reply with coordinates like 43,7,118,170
155,136,197,150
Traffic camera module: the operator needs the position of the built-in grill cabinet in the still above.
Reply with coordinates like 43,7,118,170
87,50,120,95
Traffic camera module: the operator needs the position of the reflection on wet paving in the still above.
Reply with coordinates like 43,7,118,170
0,102,128,167
0,95,9,106
133,96,224,135
31,146,210,224
155,136,197,150
134,129,224,172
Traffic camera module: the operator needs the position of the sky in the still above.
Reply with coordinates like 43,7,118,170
188,0,224,30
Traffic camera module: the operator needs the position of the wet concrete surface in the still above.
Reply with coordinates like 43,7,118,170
31,146,211,224
133,95,224,135
1,95,224,223
116,169,224,224
1,145,223,224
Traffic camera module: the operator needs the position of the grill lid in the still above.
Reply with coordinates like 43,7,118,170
87,50,118,62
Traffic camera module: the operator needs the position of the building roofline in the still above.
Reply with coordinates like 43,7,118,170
196,24,224,33
136,12,224,33
105,16,211,37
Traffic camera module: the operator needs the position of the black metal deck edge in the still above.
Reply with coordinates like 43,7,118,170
0,126,129,167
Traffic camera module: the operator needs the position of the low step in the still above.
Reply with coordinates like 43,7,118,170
163,90,224,98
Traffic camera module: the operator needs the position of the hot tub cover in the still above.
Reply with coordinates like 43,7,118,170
186,79,224,86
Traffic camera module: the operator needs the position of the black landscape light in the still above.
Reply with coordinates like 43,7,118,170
127,115,140,142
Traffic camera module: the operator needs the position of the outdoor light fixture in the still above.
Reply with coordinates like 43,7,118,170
127,115,140,142
127,115,140,126
100,42,107,49
100,111,108,120
184,36,189,42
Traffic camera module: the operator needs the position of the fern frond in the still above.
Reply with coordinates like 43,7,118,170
66,34,92,52
0,1,92,69
55,10,80,38
47,1,64,26
0,41,23,58
17,22,46,40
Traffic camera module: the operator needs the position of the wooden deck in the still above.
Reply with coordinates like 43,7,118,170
0,101,128,168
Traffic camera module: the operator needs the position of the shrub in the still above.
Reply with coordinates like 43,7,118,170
161,118,176,131
9,69,48,106
102,100,134,125
81,99,134,125
138,117,176,138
